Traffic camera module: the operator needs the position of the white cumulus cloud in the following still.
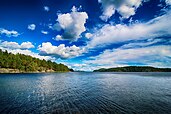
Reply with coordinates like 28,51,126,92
0,41,53,60
20,42,35,49
41,30,48,35
0,41,34,49
55,35,62,40
165,0,171,5
38,42,84,59
44,6,50,12
0,28,19,37
53,6,88,41
28,24,36,30
85,33,93,39
98,0,148,21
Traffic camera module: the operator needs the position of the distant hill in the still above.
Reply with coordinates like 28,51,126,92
0,49,72,73
93,66,171,72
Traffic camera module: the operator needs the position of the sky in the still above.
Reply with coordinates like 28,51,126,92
0,0,171,71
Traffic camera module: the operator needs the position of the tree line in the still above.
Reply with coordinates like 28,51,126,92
0,49,71,72
94,66,171,72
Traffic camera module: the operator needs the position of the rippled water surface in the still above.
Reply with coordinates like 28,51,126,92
0,72,171,114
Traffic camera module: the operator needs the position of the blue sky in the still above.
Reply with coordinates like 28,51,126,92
0,0,171,71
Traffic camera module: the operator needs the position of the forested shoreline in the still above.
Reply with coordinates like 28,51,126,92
94,66,171,72
0,49,71,73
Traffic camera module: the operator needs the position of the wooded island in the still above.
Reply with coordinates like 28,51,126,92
94,66,171,72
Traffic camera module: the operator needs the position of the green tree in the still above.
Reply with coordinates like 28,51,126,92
0,50,70,72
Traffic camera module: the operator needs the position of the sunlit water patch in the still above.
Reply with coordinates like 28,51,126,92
0,72,171,114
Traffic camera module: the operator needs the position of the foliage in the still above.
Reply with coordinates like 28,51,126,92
94,66,171,72
0,49,70,72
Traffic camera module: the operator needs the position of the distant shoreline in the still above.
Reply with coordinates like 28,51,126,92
93,66,171,72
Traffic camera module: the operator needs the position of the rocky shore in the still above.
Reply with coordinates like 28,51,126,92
0,68,56,73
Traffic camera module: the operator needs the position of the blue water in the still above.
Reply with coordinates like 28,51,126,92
0,72,171,114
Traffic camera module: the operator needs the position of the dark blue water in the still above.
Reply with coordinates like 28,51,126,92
0,72,171,114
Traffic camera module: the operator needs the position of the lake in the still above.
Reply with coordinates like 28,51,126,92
0,72,171,114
